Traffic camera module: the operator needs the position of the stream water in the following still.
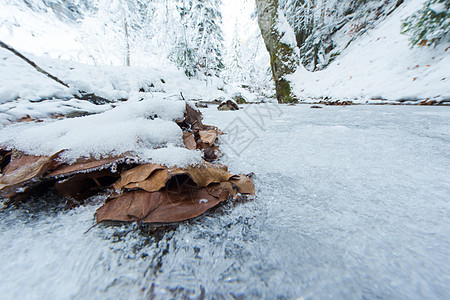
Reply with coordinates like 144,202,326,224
1,104,449,299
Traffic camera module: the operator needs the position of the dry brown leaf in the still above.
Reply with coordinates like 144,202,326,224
96,186,228,224
47,156,123,178
112,163,164,190
196,143,220,162
207,181,236,198
124,168,169,192
230,175,256,195
0,151,62,198
185,103,204,130
18,115,34,122
114,162,233,193
203,125,223,135
177,103,204,130
199,130,218,145
182,132,197,150
172,162,233,187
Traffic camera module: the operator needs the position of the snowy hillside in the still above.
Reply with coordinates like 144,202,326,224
289,0,449,104
0,0,86,61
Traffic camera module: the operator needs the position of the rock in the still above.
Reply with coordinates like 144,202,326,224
66,111,95,118
218,100,239,111
310,105,323,109
233,94,247,104
195,102,208,108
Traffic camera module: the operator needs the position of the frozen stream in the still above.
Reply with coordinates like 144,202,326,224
1,104,449,299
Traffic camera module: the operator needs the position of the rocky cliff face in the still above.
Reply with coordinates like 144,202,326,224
255,0,299,103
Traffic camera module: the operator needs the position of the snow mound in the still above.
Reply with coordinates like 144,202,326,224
0,48,74,104
289,0,450,103
0,96,202,166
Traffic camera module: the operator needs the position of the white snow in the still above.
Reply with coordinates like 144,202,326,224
276,8,299,49
0,48,75,104
0,95,204,166
0,1,84,61
429,2,447,15
289,0,450,103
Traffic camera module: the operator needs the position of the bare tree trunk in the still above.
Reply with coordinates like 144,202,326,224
255,0,299,103
124,17,131,67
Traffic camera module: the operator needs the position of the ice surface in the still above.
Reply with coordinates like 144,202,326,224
1,104,449,299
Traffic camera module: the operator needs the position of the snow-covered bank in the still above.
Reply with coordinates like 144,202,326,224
1,104,449,299
0,95,203,165
289,0,450,104
0,46,230,104
0,44,260,129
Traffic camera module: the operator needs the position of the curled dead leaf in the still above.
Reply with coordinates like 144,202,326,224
177,103,204,130
47,156,124,179
97,159,255,224
124,168,169,192
115,161,233,193
199,130,218,145
112,163,164,190
182,132,197,150
0,151,62,198
230,175,256,195
171,162,233,187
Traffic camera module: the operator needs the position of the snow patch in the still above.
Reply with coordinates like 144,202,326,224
429,2,447,15
276,9,298,49
0,96,202,167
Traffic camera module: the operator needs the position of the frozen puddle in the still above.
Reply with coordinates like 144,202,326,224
1,104,449,299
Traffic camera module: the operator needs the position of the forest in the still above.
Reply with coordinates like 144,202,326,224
0,0,449,299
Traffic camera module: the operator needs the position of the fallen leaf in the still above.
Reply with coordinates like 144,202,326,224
96,185,228,224
0,151,62,198
114,161,233,193
230,175,256,195
18,114,34,122
112,163,164,190
182,132,197,150
125,168,169,192
199,130,218,145
174,162,233,187
177,103,204,130
47,156,124,178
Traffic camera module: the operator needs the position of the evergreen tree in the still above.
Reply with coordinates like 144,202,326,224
192,0,225,77
171,0,225,78
172,0,198,77
224,20,244,83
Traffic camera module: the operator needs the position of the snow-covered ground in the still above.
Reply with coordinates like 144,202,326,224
0,45,262,129
1,104,449,299
290,0,450,104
